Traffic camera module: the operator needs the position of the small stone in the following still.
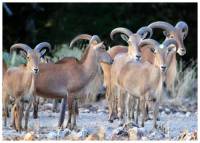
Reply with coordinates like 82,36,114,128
85,134,99,140
128,127,138,140
186,112,191,117
176,112,184,117
165,108,171,114
83,109,90,113
148,130,165,140
77,128,90,139
112,127,124,135
24,132,34,140
57,128,71,138
43,103,53,111
47,131,57,140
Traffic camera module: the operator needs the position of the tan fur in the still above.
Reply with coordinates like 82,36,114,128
3,43,50,132
112,40,177,128
35,40,112,130
100,45,127,121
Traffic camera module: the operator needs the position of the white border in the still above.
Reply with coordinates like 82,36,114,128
0,1,199,142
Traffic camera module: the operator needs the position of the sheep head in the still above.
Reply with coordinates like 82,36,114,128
139,38,177,74
70,34,113,64
10,42,51,74
148,21,188,56
110,26,152,61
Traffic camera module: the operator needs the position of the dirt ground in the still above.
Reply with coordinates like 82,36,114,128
2,99,197,141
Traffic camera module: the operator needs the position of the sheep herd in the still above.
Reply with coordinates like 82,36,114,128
2,21,188,133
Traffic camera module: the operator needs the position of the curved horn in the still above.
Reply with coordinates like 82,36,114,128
137,26,153,39
110,27,133,40
10,43,32,55
34,42,51,55
70,34,93,48
162,39,178,49
175,21,188,38
148,21,175,32
89,35,101,44
139,39,160,50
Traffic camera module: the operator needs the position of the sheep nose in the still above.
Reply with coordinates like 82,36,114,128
160,66,167,72
136,55,141,61
33,68,39,74
181,49,186,53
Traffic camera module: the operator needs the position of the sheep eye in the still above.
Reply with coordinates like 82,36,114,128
168,48,172,53
150,48,156,53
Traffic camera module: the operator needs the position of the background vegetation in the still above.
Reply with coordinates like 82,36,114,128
3,3,197,62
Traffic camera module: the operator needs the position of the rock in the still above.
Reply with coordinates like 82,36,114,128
43,103,53,111
148,130,165,140
164,108,171,114
77,128,90,139
128,127,145,140
47,131,57,140
85,134,99,140
112,127,124,135
161,111,166,116
128,127,138,140
97,109,106,114
82,109,90,113
89,106,98,112
176,112,184,117
97,127,105,140
57,128,71,138
24,132,34,140
186,112,191,117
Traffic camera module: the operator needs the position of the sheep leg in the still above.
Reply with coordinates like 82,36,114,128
24,96,33,130
32,95,39,119
2,88,9,127
66,95,73,129
71,98,78,131
130,97,135,121
117,88,125,126
141,98,146,127
58,96,67,128
126,93,132,123
11,104,17,129
107,87,114,123
153,101,159,129
14,99,23,132
136,97,140,125
52,99,59,112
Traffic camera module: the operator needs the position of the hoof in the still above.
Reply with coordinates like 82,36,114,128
118,122,123,127
108,119,113,123
154,124,158,129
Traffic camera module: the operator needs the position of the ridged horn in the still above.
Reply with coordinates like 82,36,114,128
163,39,178,50
110,27,133,40
139,39,160,50
10,43,32,55
148,21,175,32
89,35,101,44
34,42,51,57
137,26,153,39
175,21,188,38
70,34,93,48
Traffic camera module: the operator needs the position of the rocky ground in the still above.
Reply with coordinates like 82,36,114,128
2,99,198,141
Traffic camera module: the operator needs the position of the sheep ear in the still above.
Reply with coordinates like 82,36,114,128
94,42,104,49
163,31,170,37
120,34,129,42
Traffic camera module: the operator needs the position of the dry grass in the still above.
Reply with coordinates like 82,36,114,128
165,60,197,112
